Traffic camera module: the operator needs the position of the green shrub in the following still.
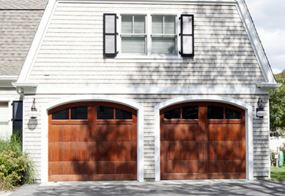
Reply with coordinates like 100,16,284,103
0,135,34,190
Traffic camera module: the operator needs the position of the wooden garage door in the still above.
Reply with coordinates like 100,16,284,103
160,102,246,180
48,102,137,181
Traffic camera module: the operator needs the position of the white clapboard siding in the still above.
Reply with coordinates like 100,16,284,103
23,94,270,181
26,1,265,85
0,102,9,139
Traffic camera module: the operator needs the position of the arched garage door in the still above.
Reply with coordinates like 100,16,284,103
160,102,246,180
48,102,137,181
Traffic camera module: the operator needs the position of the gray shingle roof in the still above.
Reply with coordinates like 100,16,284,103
0,1,47,76
0,0,47,9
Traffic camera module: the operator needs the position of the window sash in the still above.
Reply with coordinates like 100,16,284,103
121,15,146,54
151,15,176,35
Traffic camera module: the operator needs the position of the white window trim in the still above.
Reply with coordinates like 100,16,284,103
117,13,184,60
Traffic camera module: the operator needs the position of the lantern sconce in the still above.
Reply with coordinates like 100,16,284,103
256,98,266,118
30,98,37,118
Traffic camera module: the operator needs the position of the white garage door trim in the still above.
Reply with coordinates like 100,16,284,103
154,95,254,181
41,95,144,183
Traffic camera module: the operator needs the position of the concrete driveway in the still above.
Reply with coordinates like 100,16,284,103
10,180,285,196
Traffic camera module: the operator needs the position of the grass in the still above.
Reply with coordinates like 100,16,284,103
271,166,285,181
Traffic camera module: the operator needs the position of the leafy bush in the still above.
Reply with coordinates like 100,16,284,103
0,135,34,190
270,75,285,136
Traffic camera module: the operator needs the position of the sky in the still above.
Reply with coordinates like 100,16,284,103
246,0,285,74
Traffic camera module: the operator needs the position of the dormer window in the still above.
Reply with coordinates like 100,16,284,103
103,13,194,58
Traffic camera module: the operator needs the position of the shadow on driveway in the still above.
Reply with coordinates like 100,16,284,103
10,180,285,196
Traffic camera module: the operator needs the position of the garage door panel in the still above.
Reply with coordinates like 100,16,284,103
96,161,136,174
95,124,134,141
208,123,245,141
96,142,136,161
165,160,207,173
208,160,246,173
49,125,90,142
163,141,207,160
162,123,206,141
49,161,96,175
49,142,97,161
49,174,137,181
208,141,246,160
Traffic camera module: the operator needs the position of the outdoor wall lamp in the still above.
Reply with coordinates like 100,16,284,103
256,98,266,118
30,98,38,119
31,98,37,112
28,98,38,130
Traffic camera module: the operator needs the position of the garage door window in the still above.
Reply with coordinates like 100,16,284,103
71,106,88,120
97,106,114,119
52,109,69,120
164,106,198,120
116,108,132,119
225,108,241,119
208,105,242,120
182,106,198,119
164,108,180,119
208,106,224,119
97,106,133,120
52,106,88,120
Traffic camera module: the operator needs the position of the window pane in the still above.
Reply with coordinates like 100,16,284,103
152,37,176,54
105,35,115,54
97,106,114,119
52,109,69,120
182,15,193,34
105,15,115,34
164,108,180,119
122,15,132,33
71,106,88,120
13,101,23,120
165,16,175,34
182,106,198,119
116,109,132,120
208,106,224,119
225,108,241,119
134,15,145,34
152,15,163,34
182,36,193,54
122,37,145,54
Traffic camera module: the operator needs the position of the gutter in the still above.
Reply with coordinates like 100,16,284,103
0,75,18,87
256,83,280,89
13,82,38,95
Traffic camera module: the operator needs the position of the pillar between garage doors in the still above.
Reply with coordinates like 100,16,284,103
154,95,254,181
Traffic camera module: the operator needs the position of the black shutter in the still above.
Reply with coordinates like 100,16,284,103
179,14,194,57
12,101,23,138
103,13,118,57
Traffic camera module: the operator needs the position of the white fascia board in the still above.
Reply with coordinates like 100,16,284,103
33,84,268,95
17,0,57,83
0,75,18,81
236,0,277,85
0,76,18,87
256,83,280,89
61,0,236,4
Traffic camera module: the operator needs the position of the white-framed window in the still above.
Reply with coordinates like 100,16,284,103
103,13,194,58
151,15,177,55
121,15,147,54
